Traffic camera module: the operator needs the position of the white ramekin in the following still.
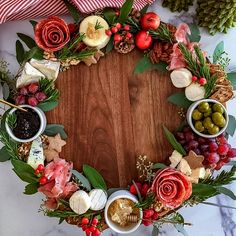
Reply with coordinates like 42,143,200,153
5,105,47,143
104,190,143,234
186,99,228,138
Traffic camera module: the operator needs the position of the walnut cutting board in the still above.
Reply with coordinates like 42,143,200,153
46,50,181,187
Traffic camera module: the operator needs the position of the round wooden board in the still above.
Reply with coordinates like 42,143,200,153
46,50,181,187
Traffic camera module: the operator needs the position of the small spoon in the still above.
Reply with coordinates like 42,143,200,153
0,99,28,112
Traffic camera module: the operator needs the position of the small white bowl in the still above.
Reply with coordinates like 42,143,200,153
5,105,47,143
104,190,143,234
187,99,228,138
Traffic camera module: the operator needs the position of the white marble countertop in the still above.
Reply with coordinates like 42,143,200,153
0,1,236,236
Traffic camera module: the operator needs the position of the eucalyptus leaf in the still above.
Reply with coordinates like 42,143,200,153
0,146,11,162
213,41,224,64
103,8,117,25
216,186,236,200
118,0,134,24
63,0,80,23
29,20,38,30
152,163,167,169
105,37,114,53
24,182,38,195
24,46,44,61
37,101,58,112
163,126,186,155
174,224,189,236
107,188,128,197
72,169,91,191
167,92,193,108
2,82,10,99
187,23,201,43
226,115,236,137
152,226,160,236
44,124,67,139
227,72,236,90
17,33,36,49
201,201,236,210
83,165,107,190
16,40,25,65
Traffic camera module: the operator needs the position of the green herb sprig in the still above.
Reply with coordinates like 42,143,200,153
95,20,103,30
39,78,59,102
135,193,155,209
149,23,174,43
6,113,17,129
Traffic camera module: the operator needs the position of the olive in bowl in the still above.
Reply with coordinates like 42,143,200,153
187,99,228,138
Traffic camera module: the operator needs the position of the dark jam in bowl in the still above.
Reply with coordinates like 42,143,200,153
12,108,40,140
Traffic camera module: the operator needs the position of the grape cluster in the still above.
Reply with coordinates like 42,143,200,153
176,127,236,170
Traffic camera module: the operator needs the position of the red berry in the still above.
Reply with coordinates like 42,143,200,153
68,23,76,34
152,212,159,220
37,164,44,172
82,225,88,231
228,148,236,158
15,95,26,105
217,134,227,145
81,217,89,225
116,23,122,29
126,32,132,39
105,29,112,36
142,219,152,226
85,229,91,236
28,96,39,106
209,142,218,152
111,26,118,33
89,226,96,233
114,34,122,42
35,92,47,102
129,182,142,195
192,76,198,82
92,229,101,236
124,25,130,31
28,83,39,94
115,10,120,16
206,152,220,164
39,176,48,185
92,218,99,225
143,209,154,219
199,77,207,85
19,87,28,95
141,183,149,197
217,144,229,155
35,169,40,175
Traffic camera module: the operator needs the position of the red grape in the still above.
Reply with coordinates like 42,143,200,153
209,142,218,152
217,144,229,156
176,132,185,141
19,87,28,95
188,140,199,149
15,95,26,105
227,148,236,158
217,134,227,145
200,144,209,152
193,148,201,155
198,137,207,144
215,160,225,170
185,132,195,142
206,152,220,164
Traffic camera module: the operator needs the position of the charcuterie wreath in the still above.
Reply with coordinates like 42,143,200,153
1,0,236,235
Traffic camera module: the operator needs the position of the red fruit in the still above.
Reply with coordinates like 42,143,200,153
81,217,89,225
126,32,132,39
152,212,159,220
92,229,101,236
111,26,118,33
140,12,160,30
114,34,122,42
217,144,229,155
28,97,39,106
15,95,26,105
19,87,28,95
124,25,130,31
37,164,44,172
129,182,142,195
141,183,149,197
27,83,39,94
89,226,96,233
228,148,236,158
39,176,48,185
142,219,152,226
35,169,40,175
192,76,198,82
215,160,225,170
115,10,120,16
199,77,207,85
82,225,88,231
209,142,218,152
105,29,112,36
85,229,91,236
92,218,99,225
206,152,220,164
143,209,154,219
116,23,122,29
135,31,153,50
35,92,47,102
68,23,76,34
217,134,227,145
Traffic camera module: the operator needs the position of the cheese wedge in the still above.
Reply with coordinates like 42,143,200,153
89,189,107,211
30,59,60,81
16,62,45,88
27,137,45,169
177,159,192,176
169,150,183,168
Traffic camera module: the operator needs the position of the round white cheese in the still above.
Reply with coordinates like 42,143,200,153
185,83,205,101
69,190,91,215
170,68,192,88
89,189,107,211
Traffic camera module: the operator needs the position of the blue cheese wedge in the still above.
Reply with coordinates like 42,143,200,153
30,59,60,81
27,137,45,169
89,189,107,211
16,62,45,88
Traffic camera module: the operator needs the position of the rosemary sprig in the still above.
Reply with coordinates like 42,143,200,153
66,48,98,61
126,17,140,33
135,192,155,209
95,20,103,30
39,78,59,102
6,113,17,129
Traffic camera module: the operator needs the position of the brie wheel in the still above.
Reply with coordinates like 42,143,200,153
170,68,192,88
89,189,107,211
185,83,205,101
79,16,110,49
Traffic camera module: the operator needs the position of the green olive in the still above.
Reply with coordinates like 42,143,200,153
212,112,224,126
192,109,203,120
195,121,205,132
212,103,224,114
198,102,210,113
203,117,214,129
208,125,220,135
204,107,212,117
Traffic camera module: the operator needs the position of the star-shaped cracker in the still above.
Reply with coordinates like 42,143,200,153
44,149,60,162
183,150,204,169
47,134,66,153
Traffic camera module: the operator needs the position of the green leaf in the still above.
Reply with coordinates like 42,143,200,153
167,92,193,108
226,115,236,137
107,188,128,197
29,20,38,30
17,33,36,49
201,201,236,210
16,40,25,65
163,126,186,155
37,101,58,112
63,0,80,23
24,182,38,195
213,41,224,64
0,146,11,162
118,0,134,24
192,183,217,198
152,163,167,169
103,8,117,25
216,186,236,200
83,164,107,190
105,37,114,53
2,82,10,99
59,218,64,224
44,124,67,139
140,4,150,15
11,159,39,183
174,224,189,236
227,72,236,90
187,23,201,43
24,46,44,61
152,226,160,236
72,169,91,191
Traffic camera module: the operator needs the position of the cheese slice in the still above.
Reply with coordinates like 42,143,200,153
27,137,45,169
30,59,60,81
169,150,183,168
16,62,45,88
89,189,107,211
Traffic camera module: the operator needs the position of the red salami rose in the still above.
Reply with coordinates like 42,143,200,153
35,16,70,52
151,168,192,209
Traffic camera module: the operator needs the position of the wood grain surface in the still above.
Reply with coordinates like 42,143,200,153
46,50,182,187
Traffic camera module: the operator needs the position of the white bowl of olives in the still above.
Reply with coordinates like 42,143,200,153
187,99,229,138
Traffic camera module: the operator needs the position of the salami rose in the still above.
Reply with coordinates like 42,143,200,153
35,16,70,52
151,168,192,209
